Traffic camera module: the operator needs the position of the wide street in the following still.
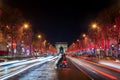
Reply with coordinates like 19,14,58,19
0,55,120,80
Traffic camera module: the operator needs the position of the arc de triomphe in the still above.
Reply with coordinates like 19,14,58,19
55,42,68,53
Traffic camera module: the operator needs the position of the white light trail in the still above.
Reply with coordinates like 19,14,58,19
0,56,58,80
99,61,120,69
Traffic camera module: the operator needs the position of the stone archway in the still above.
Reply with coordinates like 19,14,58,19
59,46,64,53
55,42,68,53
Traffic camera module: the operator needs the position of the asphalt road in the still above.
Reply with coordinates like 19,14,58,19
5,56,120,80
56,58,91,80
7,57,91,80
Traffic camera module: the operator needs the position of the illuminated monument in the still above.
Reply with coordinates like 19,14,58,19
55,42,68,53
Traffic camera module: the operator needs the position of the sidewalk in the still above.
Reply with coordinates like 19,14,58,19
78,56,120,69
98,59,120,69
0,56,36,63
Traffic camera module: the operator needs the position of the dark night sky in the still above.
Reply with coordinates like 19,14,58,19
4,0,117,45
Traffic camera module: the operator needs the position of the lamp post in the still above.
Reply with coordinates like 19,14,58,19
23,23,32,57
82,33,86,50
91,23,102,59
92,23,98,53
91,23,102,48
92,23,98,48
23,24,28,56
38,34,42,55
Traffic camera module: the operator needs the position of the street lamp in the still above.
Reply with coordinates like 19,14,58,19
91,23,102,59
82,34,86,38
92,23,97,29
82,33,88,49
23,23,29,54
92,23,101,32
24,24,29,29
23,23,33,56
38,34,42,55
38,34,42,39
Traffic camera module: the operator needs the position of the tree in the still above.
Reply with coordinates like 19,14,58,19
96,4,120,25
0,4,25,56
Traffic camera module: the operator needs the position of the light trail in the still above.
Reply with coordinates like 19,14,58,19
0,56,58,80
0,57,52,72
68,57,117,80
80,58,120,73
99,61,120,69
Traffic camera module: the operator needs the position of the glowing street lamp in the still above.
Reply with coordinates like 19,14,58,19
92,23,97,29
38,34,42,39
23,23,33,56
24,24,29,29
82,34,86,38
37,34,42,54
91,23,101,32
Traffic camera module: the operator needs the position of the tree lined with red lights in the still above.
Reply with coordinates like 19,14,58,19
0,3,57,57
67,4,120,57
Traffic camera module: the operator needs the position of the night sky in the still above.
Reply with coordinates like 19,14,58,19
4,0,117,45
